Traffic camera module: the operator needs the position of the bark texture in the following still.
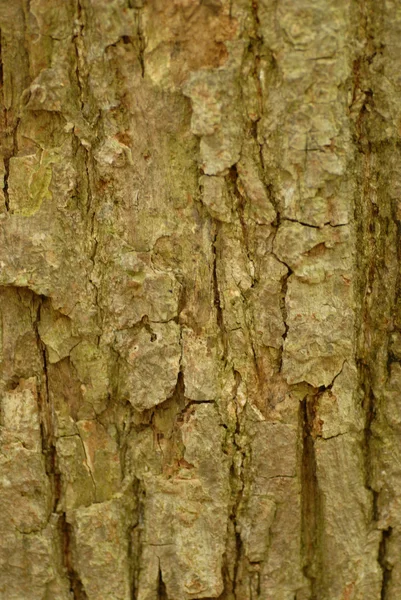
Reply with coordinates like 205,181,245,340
0,1,400,599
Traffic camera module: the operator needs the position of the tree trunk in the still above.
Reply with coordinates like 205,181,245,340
0,1,400,598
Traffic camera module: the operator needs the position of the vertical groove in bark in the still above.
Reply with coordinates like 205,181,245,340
33,297,59,508
134,5,145,78
277,264,290,374
231,378,246,600
379,528,393,600
3,155,9,210
360,362,377,513
60,514,88,600
352,1,401,596
300,395,320,599
156,562,168,600
73,0,84,110
2,115,19,212
212,220,227,363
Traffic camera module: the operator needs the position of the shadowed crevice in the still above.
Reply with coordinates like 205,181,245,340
157,561,168,600
60,515,88,600
300,394,322,600
379,527,392,600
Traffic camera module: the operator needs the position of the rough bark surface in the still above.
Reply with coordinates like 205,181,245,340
0,1,400,599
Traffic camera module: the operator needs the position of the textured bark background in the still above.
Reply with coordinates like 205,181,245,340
0,0,400,598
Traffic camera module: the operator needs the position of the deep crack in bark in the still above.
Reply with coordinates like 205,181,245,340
379,527,393,600
300,394,321,600
212,220,228,363
32,296,61,511
60,514,88,600
230,369,245,600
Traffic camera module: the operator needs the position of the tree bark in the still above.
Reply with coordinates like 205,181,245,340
0,1,400,598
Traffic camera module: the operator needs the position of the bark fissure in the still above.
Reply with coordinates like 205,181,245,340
0,28,5,212
128,517,139,600
352,0,387,581
32,296,61,509
157,560,168,600
232,166,257,288
212,221,228,363
2,116,19,213
379,527,393,600
60,514,88,600
3,155,10,210
278,266,290,372
73,0,85,113
134,7,146,78
230,386,246,600
300,394,321,600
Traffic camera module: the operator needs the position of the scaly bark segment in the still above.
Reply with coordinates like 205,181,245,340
0,1,400,599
